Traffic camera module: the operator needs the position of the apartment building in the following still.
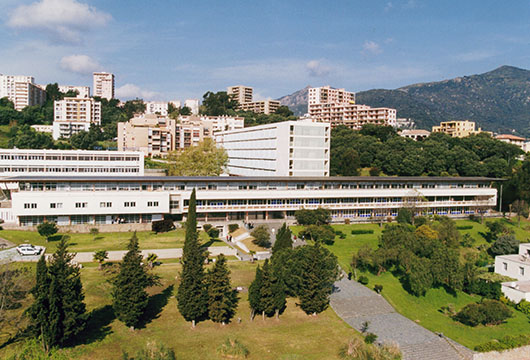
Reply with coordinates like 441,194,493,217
0,74,46,111
58,85,90,98
145,101,170,116
227,85,253,104
117,114,177,156
399,129,431,141
309,103,397,129
495,243,530,303
184,99,200,115
93,72,115,100
432,120,483,138
495,134,528,152
0,149,144,177
52,97,102,140
215,120,330,177
179,115,244,133
308,86,355,105
239,99,281,115
0,175,498,227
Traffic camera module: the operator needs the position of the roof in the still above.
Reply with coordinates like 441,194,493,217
0,175,504,182
495,134,526,141
400,130,431,135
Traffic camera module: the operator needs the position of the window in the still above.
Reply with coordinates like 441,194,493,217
503,262,508,271
50,203,62,209
124,202,136,207
520,267,525,276
170,200,179,209
100,202,112,208
147,201,159,207
24,203,37,209
75,202,87,208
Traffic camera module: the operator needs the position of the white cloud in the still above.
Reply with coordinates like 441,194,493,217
362,41,382,55
306,60,331,77
116,84,159,101
60,54,101,74
7,0,111,44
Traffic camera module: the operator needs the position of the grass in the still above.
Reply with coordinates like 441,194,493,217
0,229,224,253
298,219,530,350
0,262,357,359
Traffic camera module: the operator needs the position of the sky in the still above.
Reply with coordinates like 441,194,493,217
1,0,530,102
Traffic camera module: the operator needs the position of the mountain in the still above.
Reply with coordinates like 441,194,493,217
277,85,310,116
279,66,530,137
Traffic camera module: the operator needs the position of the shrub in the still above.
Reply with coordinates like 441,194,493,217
351,229,374,235
364,333,377,344
151,219,175,233
456,225,473,230
207,227,220,239
203,223,213,232
489,234,519,256
369,167,380,176
344,218,350,225
460,233,475,247
396,208,413,225
468,279,501,300
122,341,176,360
469,214,479,222
217,338,249,359
439,304,456,317
228,224,239,233
516,299,530,316
358,276,369,285
251,225,271,248
339,233,346,239
455,300,512,326
475,334,530,352
374,284,383,294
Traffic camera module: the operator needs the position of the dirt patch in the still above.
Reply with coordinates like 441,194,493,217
0,237,15,249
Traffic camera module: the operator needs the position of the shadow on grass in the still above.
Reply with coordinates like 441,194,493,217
70,304,115,346
201,238,223,248
137,284,174,329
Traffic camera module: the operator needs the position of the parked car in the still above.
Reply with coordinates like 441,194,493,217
16,244,42,256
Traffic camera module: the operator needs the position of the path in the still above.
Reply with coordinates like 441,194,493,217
71,246,236,263
330,275,474,360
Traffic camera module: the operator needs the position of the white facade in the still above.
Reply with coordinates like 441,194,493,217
215,120,330,177
0,149,144,177
179,115,244,133
227,85,253,104
400,129,431,141
31,125,53,133
0,74,46,111
184,99,200,115
53,97,102,139
495,243,530,281
308,86,355,105
93,72,115,100
145,101,169,116
58,85,90,98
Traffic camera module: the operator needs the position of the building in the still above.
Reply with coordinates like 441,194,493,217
399,129,431,141
145,101,169,116
239,99,281,115
308,86,355,105
495,243,530,303
117,114,177,156
58,85,90,98
52,97,102,139
215,120,330,177
309,103,397,129
227,85,253,104
0,74,46,111
31,125,53,133
179,115,244,133
93,72,115,100
184,99,200,115
432,120,483,138
0,149,144,177
495,134,528,152
0,175,498,227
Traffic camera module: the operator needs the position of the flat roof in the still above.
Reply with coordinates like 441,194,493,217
1,175,503,182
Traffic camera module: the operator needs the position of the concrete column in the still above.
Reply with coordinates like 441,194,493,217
265,211,269,220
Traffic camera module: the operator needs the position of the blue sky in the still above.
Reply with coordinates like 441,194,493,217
1,0,530,102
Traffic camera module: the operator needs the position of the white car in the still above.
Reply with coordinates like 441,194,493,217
16,244,42,256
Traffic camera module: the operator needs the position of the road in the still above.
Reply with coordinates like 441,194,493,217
0,246,46,264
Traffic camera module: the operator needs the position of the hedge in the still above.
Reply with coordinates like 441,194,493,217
351,229,374,235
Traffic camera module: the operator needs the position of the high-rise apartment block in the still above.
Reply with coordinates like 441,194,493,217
227,85,281,114
0,74,46,111
118,115,176,156
52,97,101,140
432,120,483,138
227,85,253,104
93,72,115,100
145,101,170,116
308,86,396,129
58,85,90,98
184,99,200,115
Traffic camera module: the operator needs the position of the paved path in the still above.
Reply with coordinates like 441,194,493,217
72,246,236,263
0,246,46,264
331,276,474,360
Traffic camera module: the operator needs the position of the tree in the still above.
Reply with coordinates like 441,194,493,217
8,126,55,149
37,222,58,242
90,228,99,241
259,259,286,320
206,254,238,325
294,208,331,226
396,208,413,225
112,232,156,329
431,246,463,292
511,199,529,226
299,224,336,245
0,264,32,341
146,253,158,270
489,234,519,256
201,91,238,116
179,106,192,115
251,225,271,248
272,223,292,254
330,148,360,176
406,256,433,296
93,250,108,270
177,189,208,327
167,138,228,176
248,265,263,321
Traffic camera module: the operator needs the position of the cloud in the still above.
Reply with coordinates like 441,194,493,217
116,84,159,100
60,54,101,74
7,0,111,44
306,60,331,77
362,41,382,55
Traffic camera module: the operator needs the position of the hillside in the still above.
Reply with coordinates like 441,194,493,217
277,85,310,116
279,66,530,136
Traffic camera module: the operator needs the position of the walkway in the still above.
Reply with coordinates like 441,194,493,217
330,276,474,360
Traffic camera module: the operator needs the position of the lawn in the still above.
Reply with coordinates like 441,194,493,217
297,219,530,350
0,229,224,253
0,261,357,360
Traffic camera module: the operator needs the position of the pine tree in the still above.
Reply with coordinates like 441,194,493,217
177,188,208,327
272,223,293,254
248,265,263,321
27,255,52,352
206,254,238,325
259,260,286,320
112,232,153,329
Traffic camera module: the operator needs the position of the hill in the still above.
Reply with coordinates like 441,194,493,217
277,85,310,116
279,66,530,137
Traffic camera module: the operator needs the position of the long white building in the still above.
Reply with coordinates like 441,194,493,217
0,74,46,111
53,97,102,139
0,149,144,177
215,120,330,177
58,85,90,98
0,176,498,227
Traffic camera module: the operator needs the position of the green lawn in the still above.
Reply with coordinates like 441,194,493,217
0,262,357,360
0,229,224,253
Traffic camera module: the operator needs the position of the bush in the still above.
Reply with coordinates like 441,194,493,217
516,299,530,315
369,167,380,176
344,218,350,225
489,234,519,256
122,341,176,360
351,229,374,235
339,233,346,239
251,225,271,248
358,276,369,285
460,233,475,247
151,219,175,233
475,334,530,352
468,279,502,300
217,338,249,359
364,333,377,344
208,227,220,239
228,224,239,233
299,224,336,245
469,214,480,222
455,300,512,326
374,284,383,294
203,223,213,232
456,225,473,230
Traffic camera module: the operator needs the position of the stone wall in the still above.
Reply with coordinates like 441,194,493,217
473,345,530,360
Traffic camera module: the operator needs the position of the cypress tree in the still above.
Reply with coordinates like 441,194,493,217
248,265,263,321
259,259,286,320
177,188,208,327
272,223,293,254
27,255,52,352
206,254,238,325
112,232,153,329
